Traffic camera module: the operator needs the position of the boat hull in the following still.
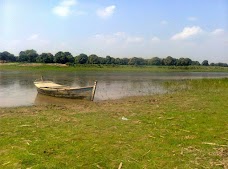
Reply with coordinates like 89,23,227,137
36,87,94,99
34,80,97,100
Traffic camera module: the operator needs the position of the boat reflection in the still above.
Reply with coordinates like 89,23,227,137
34,93,85,105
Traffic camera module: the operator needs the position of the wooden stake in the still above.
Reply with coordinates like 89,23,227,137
118,162,122,169
91,81,97,101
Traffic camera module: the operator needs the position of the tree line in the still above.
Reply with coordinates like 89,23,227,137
0,49,227,67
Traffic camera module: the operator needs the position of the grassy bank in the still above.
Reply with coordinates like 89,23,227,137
0,78,227,168
1,63,228,72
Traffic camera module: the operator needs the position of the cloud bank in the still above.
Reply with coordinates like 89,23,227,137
171,26,203,40
97,5,116,19
52,0,77,17
27,34,39,41
211,29,225,36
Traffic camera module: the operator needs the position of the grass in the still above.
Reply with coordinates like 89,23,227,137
1,62,228,72
0,78,228,168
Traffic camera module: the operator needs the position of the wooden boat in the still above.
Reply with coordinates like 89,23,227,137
34,77,97,101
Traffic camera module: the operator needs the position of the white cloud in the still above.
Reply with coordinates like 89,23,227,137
151,36,160,42
211,29,225,35
93,34,116,45
26,34,50,47
97,5,116,19
188,17,197,21
114,32,126,38
92,32,144,45
27,34,39,40
171,26,203,40
53,6,71,16
60,0,76,6
126,37,144,43
11,40,21,45
52,0,77,17
160,20,168,25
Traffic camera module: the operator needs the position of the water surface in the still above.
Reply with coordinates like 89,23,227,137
0,71,227,107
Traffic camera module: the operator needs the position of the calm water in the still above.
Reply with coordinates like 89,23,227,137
0,70,228,107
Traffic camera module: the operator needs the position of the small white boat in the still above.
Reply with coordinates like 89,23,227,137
34,77,97,101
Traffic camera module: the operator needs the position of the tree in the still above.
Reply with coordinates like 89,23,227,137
54,51,74,64
0,51,16,62
148,57,162,65
114,58,121,65
75,53,88,64
210,63,215,66
128,57,145,65
88,54,99,64
65,52,74,63
105,56,115,64
18,51,27,62
176,58,192,66
191,61,200,66
98,57,106,64
119,58,129,65
19,49,38,62
201,60,209,66
36,53,54,63
215,62,228,67
163,56,177,66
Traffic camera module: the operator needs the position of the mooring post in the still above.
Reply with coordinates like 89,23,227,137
91,81,97,101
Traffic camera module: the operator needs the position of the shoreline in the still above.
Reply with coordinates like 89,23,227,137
1,62,228,72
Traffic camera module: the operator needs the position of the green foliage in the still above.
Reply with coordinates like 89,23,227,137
148,57,162,65
54,51,74,64
128,57,145,65
88,54,99,64
163,56,177,66
105,55,115,64
201,60,209,66
119,58,129,65
98,57,106,64
212,62,228,67
114,58,121,65
36,53,54,63
176,57,192,66
0,51,16,62
1,49,228,67
191,61,200,66
19,49,38,62
75,53,88,64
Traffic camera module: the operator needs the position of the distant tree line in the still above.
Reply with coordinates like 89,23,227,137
0,49,227,67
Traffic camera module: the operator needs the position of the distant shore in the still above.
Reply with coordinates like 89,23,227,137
1,62,228,72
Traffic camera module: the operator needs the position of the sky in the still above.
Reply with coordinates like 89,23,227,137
0,0,228,63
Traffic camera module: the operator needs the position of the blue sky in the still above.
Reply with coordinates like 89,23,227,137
1,0,228,63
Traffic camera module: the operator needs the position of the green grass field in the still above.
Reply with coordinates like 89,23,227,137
1,63,228,72
0,78,227,168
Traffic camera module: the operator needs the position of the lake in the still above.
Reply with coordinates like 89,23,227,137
0,70,228,107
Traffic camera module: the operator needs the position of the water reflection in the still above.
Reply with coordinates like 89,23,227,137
0,71,228,107
34,94,81,105
94,80,165,100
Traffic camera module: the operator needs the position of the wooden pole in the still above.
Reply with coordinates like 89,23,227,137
118,162,122,169
91,81,97,101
